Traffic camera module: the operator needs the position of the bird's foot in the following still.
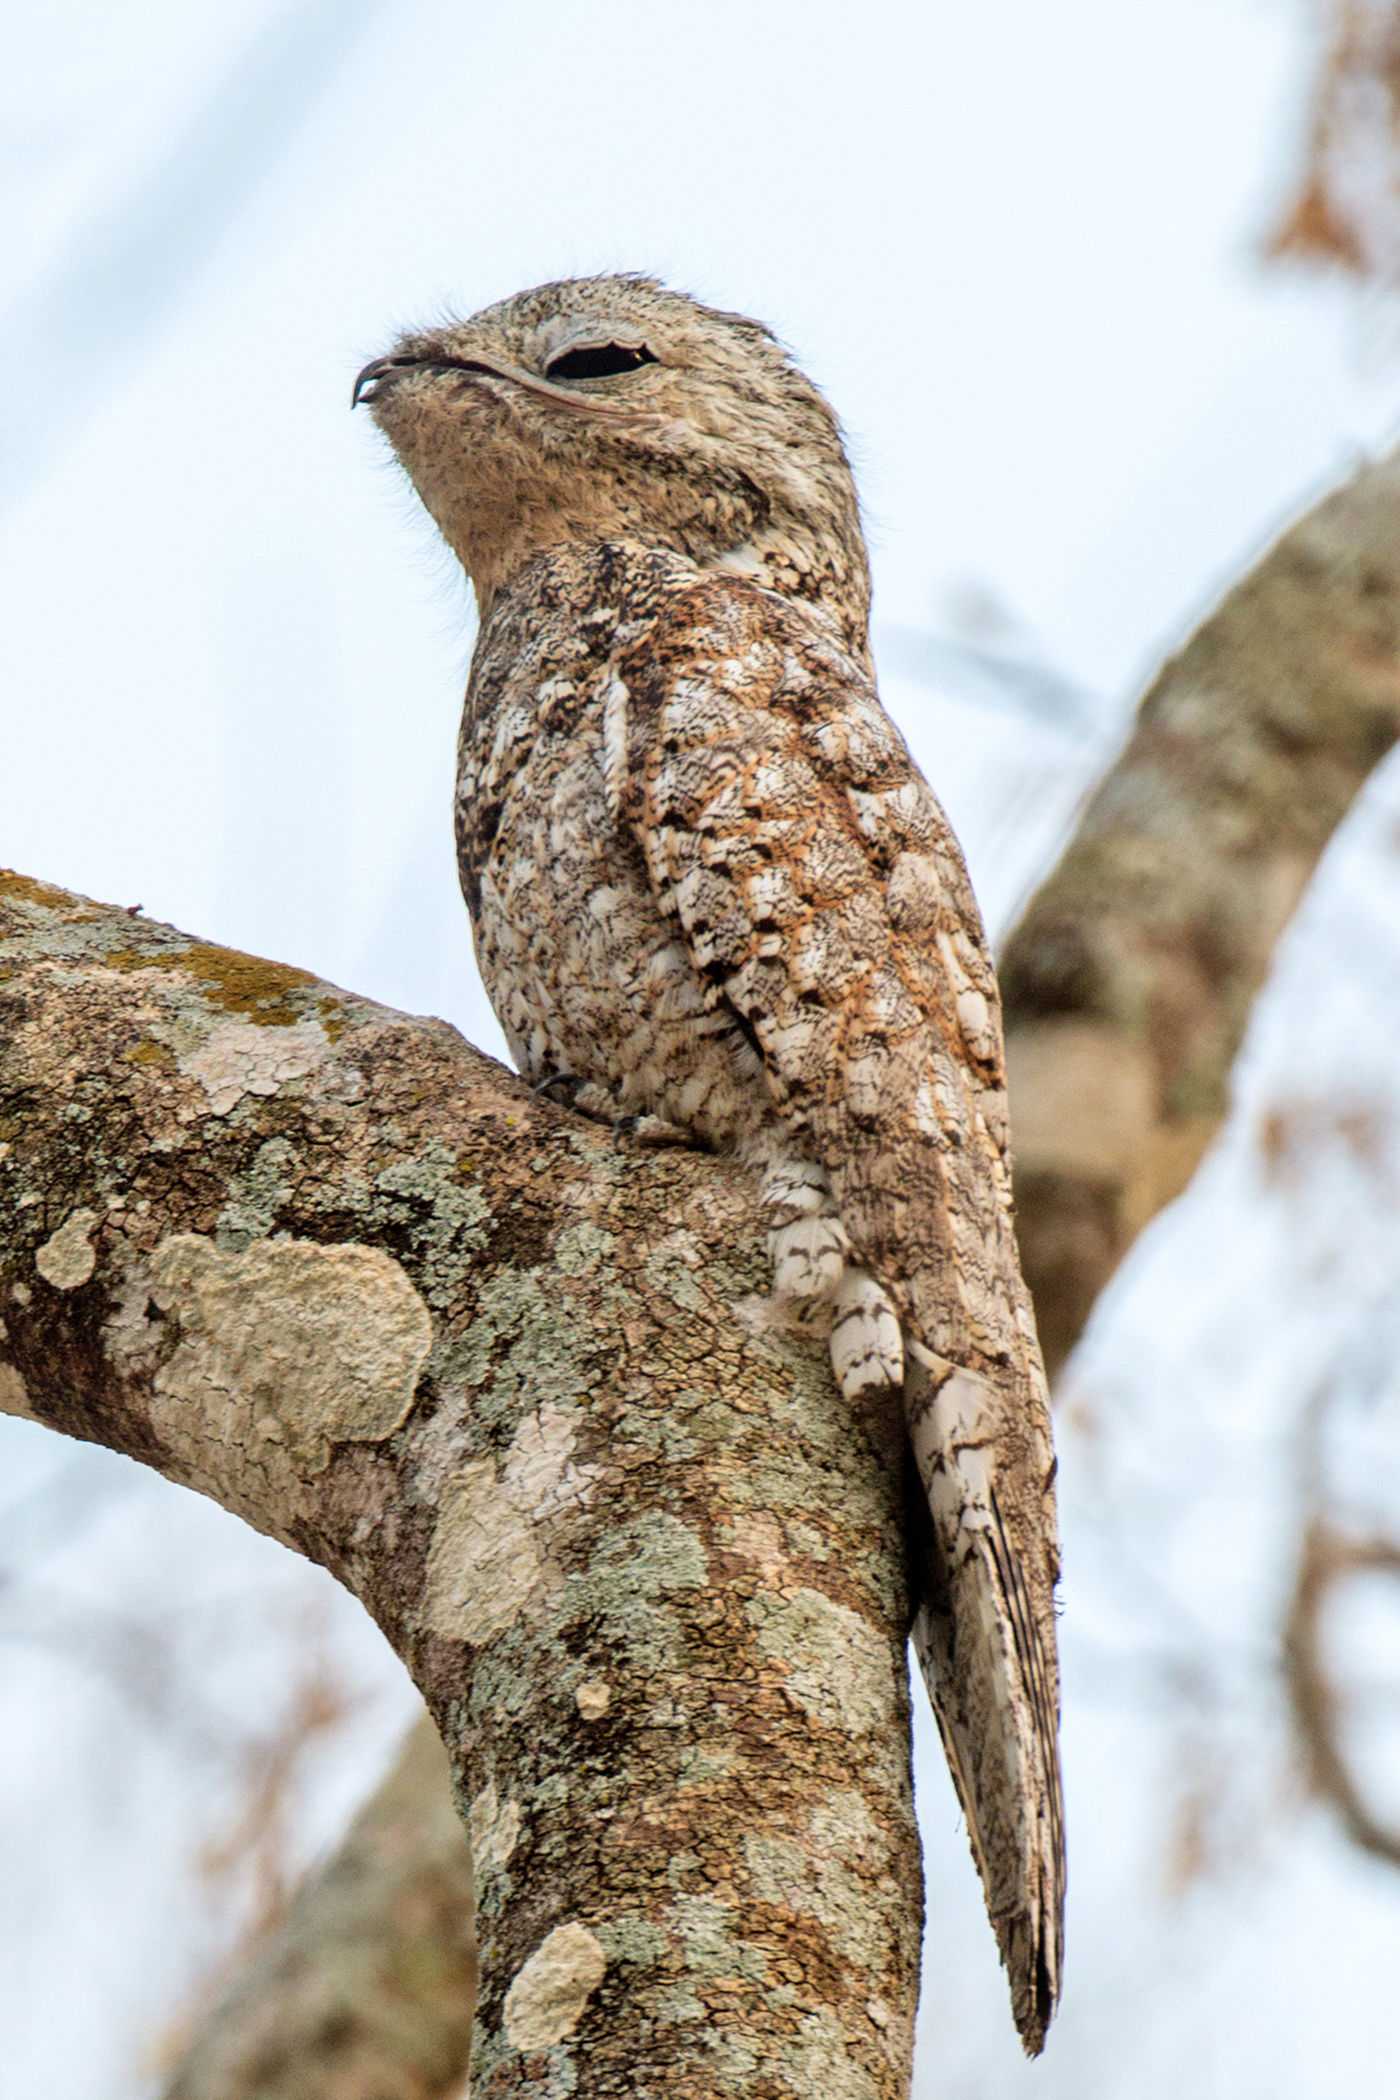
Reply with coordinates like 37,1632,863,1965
532,1070,584,1107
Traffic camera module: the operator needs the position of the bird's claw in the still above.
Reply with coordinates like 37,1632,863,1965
532,1071,583,1107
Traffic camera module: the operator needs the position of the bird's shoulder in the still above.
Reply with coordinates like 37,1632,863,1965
619,571,987,934
613,569,1006,1122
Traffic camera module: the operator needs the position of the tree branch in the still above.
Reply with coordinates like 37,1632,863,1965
0,873,921,2097
163,1714,476,2099
1000,448,1400,1373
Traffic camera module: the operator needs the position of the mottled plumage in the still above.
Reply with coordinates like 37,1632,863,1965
356,275,1064,2051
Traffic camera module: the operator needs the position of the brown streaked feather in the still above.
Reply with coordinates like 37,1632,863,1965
620,571,1065,2052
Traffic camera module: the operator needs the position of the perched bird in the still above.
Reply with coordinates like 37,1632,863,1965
355,275,1065,2051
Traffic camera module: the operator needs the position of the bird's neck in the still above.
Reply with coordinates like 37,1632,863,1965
471,515,870,671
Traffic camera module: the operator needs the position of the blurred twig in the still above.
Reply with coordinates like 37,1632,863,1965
1265,1,1400,286
194,1602,364,1953
0,1464,373,2054
1284,1517,1400,1867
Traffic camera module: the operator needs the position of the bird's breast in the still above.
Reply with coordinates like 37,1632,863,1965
455,551,775,1152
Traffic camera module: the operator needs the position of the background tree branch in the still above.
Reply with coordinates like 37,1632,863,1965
1001,447,1400,1374
161,1714,476,2100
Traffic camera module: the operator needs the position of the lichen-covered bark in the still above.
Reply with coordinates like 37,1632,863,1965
163,1714,476,2099
0,872,921,2099
1001,448,1400,1374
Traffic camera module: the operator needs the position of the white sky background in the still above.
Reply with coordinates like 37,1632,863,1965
4,1,1400,2093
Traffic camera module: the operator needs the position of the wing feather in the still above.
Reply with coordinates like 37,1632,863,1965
618,574,1065,2052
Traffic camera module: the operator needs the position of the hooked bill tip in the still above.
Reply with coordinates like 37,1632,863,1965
351,356,393,409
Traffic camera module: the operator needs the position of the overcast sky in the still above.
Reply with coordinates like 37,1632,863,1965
4,4,1400,2095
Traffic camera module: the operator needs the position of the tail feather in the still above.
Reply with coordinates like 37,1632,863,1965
905,1350,1065,2056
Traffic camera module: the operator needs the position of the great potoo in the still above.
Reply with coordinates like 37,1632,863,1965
355,274,1065,2052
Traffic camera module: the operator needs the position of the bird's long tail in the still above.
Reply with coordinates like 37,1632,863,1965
904,1347,1065,2056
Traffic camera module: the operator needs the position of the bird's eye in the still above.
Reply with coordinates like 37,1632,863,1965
544,342,659,382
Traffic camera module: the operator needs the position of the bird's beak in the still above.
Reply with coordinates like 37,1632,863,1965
352,355,424,409
352,349,649,418
351,350,521,410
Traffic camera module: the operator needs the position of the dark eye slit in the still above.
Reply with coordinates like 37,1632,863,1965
546,342,659,381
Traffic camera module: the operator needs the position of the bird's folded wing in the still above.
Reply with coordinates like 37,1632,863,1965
617,571,1065,2051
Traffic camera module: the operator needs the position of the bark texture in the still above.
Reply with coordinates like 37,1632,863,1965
164,1714,476,2099
0,871,922,2099
1001,449,1400,1374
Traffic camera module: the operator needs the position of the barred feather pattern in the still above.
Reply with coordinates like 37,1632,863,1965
455,538,1064,2051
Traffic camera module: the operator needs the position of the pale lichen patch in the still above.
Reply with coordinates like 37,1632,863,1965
146,1234,432,1474
594,1912,666,1967
593,1511,708,1599
547,1511,711,1683
745,1810,883,1968
811,1788,884,1858
448,1269,596,1427
422,1461,541,1642
102,1243,167,1379
717,1510,787,1576
863,1991,913,2075
35,1208,100,1290
575,1677,611,1720
503,1402,601,1522
0,1362,34,1418
217,1137,298,1249
372,1146,494,1271
470,1778,522,1869
552,1220,617,1276
666,1895,767,1983
422,1404,600,1642
502,1920,607,2052
178,1017,328,1117
676,1742,738,1785
748,1587,892,1736
787,2006,882,2100
644,1230,711,1317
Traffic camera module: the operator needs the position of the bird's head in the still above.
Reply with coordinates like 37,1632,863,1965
355,274,871,657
